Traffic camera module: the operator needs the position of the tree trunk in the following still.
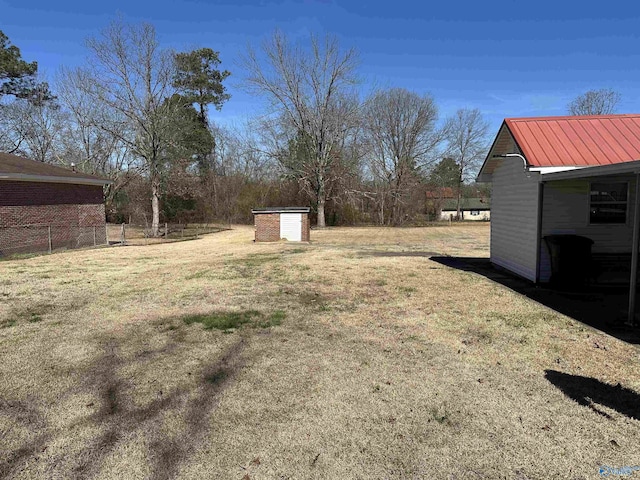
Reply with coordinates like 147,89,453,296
317,196,326,228
316,174,326,228
151,173,161,237
456,169,463,221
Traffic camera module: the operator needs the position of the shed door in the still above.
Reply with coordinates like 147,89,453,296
280,213,302,241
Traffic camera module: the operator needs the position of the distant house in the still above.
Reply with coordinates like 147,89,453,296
477,114,640,302
0,152,112,256
426,187,490,221
440,197,491,221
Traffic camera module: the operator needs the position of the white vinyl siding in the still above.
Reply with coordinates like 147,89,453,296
490,159,541,282
280,213,302,241
538,176,637,282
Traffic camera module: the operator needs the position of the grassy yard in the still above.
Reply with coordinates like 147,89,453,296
1,224,639,479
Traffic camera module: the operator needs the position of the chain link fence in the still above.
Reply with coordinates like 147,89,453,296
107,223,225,246
0,224,108,257
0,223,226,257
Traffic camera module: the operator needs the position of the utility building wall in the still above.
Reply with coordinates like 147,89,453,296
254,213,281,242
490,159,541,282
0,181,107,256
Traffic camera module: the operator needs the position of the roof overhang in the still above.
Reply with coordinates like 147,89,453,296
0,173,113,186
477,121,526,183
540,159,640,182
251,207,311,214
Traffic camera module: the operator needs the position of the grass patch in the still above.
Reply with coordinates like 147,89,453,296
430,405,453,425
185,270,210,280
461,326,493,345
235,254,280,268
0,252,41,262
255,310,286,328
5,303,54,326
183,309,286,331
397,286,417,295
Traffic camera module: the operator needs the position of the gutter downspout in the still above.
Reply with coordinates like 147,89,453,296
628,173,640,326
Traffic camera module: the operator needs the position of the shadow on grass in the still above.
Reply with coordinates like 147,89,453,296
1,334,248,480
0,399,50,479
358,250,439,258
545,370,640,421
430,256,640,345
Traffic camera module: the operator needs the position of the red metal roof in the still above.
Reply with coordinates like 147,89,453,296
505,114,640,167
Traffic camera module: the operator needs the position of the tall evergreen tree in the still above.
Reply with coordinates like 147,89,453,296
0,30,53,103
172,48,230,125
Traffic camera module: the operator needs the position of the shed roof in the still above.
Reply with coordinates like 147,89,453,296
251,207,311,214
0,152,112,186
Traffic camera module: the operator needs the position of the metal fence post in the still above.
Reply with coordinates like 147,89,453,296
105,224,108,246
121,223,125,245
165,222,168,241
93,226,97,246
48,226,52,253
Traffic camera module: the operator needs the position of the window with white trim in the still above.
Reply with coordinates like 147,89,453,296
589,182,628,224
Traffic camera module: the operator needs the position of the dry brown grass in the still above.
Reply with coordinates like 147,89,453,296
1,223,639,479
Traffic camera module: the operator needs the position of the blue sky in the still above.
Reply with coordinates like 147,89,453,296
3,0,640,134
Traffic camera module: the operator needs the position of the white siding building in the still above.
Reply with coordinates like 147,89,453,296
478,114,640,287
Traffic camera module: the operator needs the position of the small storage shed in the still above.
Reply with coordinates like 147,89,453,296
251,207,311,242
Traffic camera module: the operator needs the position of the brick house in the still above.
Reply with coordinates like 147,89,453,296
251,207,311,242
0,152,112,256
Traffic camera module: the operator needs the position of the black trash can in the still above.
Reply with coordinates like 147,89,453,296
544,235,594,288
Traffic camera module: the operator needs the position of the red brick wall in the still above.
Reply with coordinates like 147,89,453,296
254,213,280,242
0,181,103,206
301,213,310,242
0,180,107,256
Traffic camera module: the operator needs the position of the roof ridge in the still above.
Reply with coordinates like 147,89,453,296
506,114,640,123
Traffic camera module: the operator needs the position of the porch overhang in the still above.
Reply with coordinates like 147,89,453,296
537,160,640,326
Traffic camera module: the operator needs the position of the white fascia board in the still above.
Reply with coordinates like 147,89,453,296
0,173,112,186
531,166,585,174
539,161,640,182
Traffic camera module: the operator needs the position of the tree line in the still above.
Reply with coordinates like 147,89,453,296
0,21,622,232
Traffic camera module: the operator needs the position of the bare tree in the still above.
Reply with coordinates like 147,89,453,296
443,108,489,220
78,19,177,235
0,85,66,163
243,30,359,227
56,67,140,217
567,88,621,115
362,88,440,225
